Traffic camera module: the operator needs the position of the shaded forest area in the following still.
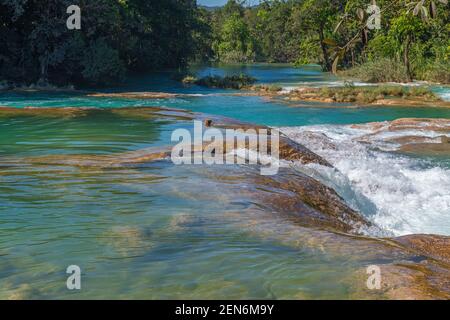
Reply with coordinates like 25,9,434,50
1,0,449,87
0,0,202,86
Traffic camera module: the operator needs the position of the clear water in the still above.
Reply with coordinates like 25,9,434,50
0,64,449,299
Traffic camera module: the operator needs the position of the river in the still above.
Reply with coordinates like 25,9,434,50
0,64,449,299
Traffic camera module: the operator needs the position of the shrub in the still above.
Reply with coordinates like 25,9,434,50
407,86,438,100
267,84,283,92
252,84,283,92
424,62,450,84
373,85,405,97
194,74,256,89
81,39,125,86
314,85,436,103
181,75,198,84
340,58,410,83
218,50,256,64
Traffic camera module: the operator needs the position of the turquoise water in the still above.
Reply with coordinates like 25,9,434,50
0,64,449,299
2,64,450,127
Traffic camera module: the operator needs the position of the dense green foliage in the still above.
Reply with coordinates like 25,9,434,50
0,0,203,86
1,0,449,86
192,73,256,89
205,0,449,83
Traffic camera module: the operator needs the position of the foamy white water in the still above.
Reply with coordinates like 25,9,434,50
279,124,450,236
440,92,450,101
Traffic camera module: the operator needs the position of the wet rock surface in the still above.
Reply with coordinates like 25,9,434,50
2,106,450,299
394,235,450,265
351,118,450,156
87,92,181,99
0,106,330,168
247,170,372,234
351,118,450,133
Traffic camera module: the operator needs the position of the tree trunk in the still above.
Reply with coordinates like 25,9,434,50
38,51,49,86
319,28,331,71
351,49,355,67
403,35,413,82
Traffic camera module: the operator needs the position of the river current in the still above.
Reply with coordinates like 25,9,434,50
0,64,449,299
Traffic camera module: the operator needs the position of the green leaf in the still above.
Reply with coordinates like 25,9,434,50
333,19,345,34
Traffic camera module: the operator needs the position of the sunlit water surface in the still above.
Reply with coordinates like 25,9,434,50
0,64,449,299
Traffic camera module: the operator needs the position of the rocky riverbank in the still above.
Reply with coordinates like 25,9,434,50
83,85,450,109
282,86,450,108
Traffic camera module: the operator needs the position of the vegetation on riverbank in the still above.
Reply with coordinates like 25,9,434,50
250,84,284,93
180,73,284,92
182,74,257,89
200,0,449,83
287,84,444,105
87,81,448,108
0,0,204,87
339,58,411,83
1,0,448,87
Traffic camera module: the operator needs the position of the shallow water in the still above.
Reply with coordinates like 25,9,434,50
0,64,449,299
2,64,450,121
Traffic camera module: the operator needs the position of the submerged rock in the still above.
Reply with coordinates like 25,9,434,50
3,106,329,168
99,225,155,258
88,92,180,99
349,261,450,300
394,234,450,265
3,106,450,298
4,284,43,300
0,106,195,121
0,106,96,118
23,146,173,168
